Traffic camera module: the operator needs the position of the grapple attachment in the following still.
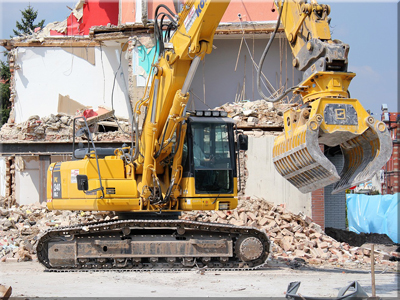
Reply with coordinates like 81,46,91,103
273,98,392,194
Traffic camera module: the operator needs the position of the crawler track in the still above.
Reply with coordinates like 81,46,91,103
37,219,270,271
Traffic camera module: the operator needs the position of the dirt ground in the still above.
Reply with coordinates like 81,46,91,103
325,227,396,247
0,261,398,298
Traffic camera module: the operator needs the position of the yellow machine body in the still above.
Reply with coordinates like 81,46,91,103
47,158,238,212
47,158,140,212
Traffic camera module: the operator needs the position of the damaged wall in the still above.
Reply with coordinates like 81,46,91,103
0,156,16,207
0,158,6,198
245,135,312,216
11,44,131,124
14,156,41,206
126,0,277,24
190,38,302,111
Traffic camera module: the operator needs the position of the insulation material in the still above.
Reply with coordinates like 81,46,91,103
34,21,68,39
346,194,399,243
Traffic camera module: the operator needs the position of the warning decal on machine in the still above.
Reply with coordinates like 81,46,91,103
184,6,196,33
52,171,62,199
71,169,79,183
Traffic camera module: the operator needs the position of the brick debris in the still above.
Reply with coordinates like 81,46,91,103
0,198,398,271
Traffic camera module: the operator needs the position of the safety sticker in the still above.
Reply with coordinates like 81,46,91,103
71,169,79,183
184,6,196,33
52,171,62,199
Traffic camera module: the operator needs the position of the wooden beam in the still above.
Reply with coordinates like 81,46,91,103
11,39,101,47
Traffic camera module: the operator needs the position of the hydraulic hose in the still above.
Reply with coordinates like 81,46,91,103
257,0,299,102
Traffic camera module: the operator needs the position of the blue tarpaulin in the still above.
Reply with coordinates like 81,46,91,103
346,193,399,243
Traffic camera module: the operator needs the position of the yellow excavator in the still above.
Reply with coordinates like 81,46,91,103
37,0,392,270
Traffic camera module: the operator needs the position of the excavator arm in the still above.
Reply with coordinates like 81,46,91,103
264,0,392,193
134,0,231,207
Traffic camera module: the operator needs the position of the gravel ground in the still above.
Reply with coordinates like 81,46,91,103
0,261,398,298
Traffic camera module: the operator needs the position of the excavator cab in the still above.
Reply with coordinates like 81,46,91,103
179,111,241,211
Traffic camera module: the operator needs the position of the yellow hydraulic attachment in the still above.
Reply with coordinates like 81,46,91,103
263,0,392,193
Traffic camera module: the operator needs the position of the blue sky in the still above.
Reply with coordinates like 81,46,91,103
0,0,398,115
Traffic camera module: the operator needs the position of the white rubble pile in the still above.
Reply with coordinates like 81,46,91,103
213,100,299,127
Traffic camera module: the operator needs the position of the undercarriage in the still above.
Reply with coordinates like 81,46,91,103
37,219,270,271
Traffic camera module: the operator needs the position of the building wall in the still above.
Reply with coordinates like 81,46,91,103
15,156,41,205
13,45,131,123
189,38,301,110
52,0,119,36
121,0,277,24
245,135,312,216
120,0,136,24
324,153,346,230
382,112,399,194
220,0,277,23
311,188,324,228
0,157,6,198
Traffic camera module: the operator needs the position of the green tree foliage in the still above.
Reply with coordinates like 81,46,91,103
0,60,11,126
0,5,45,126
12,4,45,37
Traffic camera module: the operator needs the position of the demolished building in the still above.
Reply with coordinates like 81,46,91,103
0,0,348,230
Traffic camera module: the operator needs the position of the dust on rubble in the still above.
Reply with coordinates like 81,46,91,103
0,197,398,272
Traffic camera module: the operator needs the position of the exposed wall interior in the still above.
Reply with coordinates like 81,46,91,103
189,38,302,111
13,45,131,124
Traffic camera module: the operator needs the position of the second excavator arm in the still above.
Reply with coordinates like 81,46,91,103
258,0,392,193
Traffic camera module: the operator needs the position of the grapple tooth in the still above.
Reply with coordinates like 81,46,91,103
273,119,340,194
332,118,393,194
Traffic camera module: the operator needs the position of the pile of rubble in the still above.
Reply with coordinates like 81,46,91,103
213,100,298,128
181,196,399,270
0,112,131,142
1,198,398,271
0,202,116,263
0,114,72,141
